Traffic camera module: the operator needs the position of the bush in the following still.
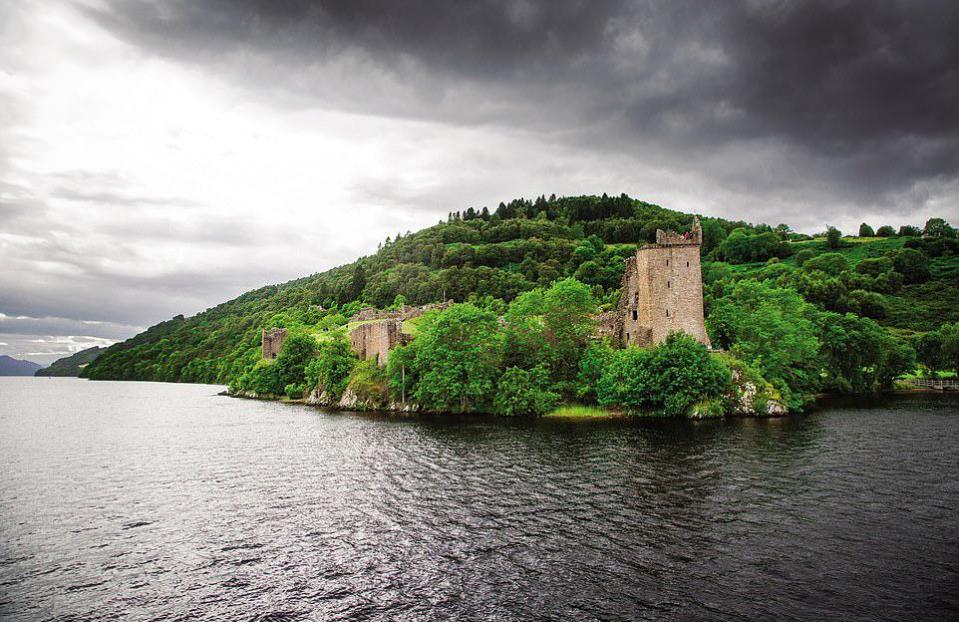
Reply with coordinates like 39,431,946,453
876,225,896,237
892,248,931,284
859,223,875,237
794,249,816,266
493,366,559,416
803,252,849,276
856,257,893,277
847,289,887,319
597,333,732,416
285,383,307,399
346,358,390,404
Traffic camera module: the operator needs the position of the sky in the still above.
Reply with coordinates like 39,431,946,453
1,0,958,365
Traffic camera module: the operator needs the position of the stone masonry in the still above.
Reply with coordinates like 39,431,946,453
261,327,288,359
349,319,411,367
616,217,711,348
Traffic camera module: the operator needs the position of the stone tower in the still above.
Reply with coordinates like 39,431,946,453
618,217,711,348
261,327,288,359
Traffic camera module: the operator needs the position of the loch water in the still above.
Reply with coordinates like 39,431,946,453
0,377,957,621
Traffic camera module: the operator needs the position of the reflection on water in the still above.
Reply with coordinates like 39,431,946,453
1,378,957,620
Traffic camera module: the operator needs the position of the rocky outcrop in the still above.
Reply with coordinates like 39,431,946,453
306,386,419,413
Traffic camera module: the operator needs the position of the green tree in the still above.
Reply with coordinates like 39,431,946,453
892,248,931,284
576,339,615,402
304,335,356,399
541,278,596,381
707,280,822,409
493,366,559,416
826,226,842,249
923,218,956,238
858,223,875,237
274,334,319,388
876,225,896,237
408,304,504,413
898,225,921,237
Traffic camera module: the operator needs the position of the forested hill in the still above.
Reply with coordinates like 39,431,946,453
82,194,959,385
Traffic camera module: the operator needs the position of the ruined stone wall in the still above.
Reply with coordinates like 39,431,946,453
349,319,410,367
261,328,288,359
349,300,454,323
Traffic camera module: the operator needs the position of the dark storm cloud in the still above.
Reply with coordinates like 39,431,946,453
82,0,959,211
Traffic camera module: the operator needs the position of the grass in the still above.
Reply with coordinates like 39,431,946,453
545,404,613,418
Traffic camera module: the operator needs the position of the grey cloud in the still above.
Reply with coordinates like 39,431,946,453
83,0,959,209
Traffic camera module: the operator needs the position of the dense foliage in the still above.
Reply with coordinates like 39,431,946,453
82,193,956,415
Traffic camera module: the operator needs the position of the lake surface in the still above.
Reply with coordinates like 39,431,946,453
1,377,957,621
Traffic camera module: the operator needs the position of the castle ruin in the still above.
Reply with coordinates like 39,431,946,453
615,217,711,348
349,319,412,367
261,327,288,359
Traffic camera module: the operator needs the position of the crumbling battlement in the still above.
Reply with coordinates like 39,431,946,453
616,217,710,348
349,319,412,367
261,327,288,359
349,300,454,323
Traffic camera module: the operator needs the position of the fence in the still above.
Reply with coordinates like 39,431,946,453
908,378,959,390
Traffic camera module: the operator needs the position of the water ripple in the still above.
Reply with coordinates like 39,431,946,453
0,378,957,620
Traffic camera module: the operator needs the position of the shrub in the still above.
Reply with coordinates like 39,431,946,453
847,289,887,319
892,248,931,284
285,383,307,399
346,358,390,404
794,248,816,266
859,223,875,237
493,366,559,416
855,257,893,277
597,333,731,417
803,252,849,275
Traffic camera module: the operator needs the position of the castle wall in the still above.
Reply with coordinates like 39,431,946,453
261,328,288,359
349,319,409,367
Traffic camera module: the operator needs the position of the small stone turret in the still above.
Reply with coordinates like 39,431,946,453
261,327,288,359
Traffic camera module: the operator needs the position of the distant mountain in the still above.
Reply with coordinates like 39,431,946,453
0,355,42,376
35,346,104,377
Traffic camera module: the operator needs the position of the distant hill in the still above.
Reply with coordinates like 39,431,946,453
0,355,42,376
35,346,104,377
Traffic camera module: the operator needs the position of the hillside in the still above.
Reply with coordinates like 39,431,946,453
35,346,104,377
0,356,42,376
82,194,959,386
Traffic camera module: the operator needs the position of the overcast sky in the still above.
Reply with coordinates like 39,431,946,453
2,0,958,365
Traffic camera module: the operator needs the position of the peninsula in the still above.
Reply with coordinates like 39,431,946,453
81,195,959,417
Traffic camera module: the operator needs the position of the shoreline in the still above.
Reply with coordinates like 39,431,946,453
223,386,956,420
